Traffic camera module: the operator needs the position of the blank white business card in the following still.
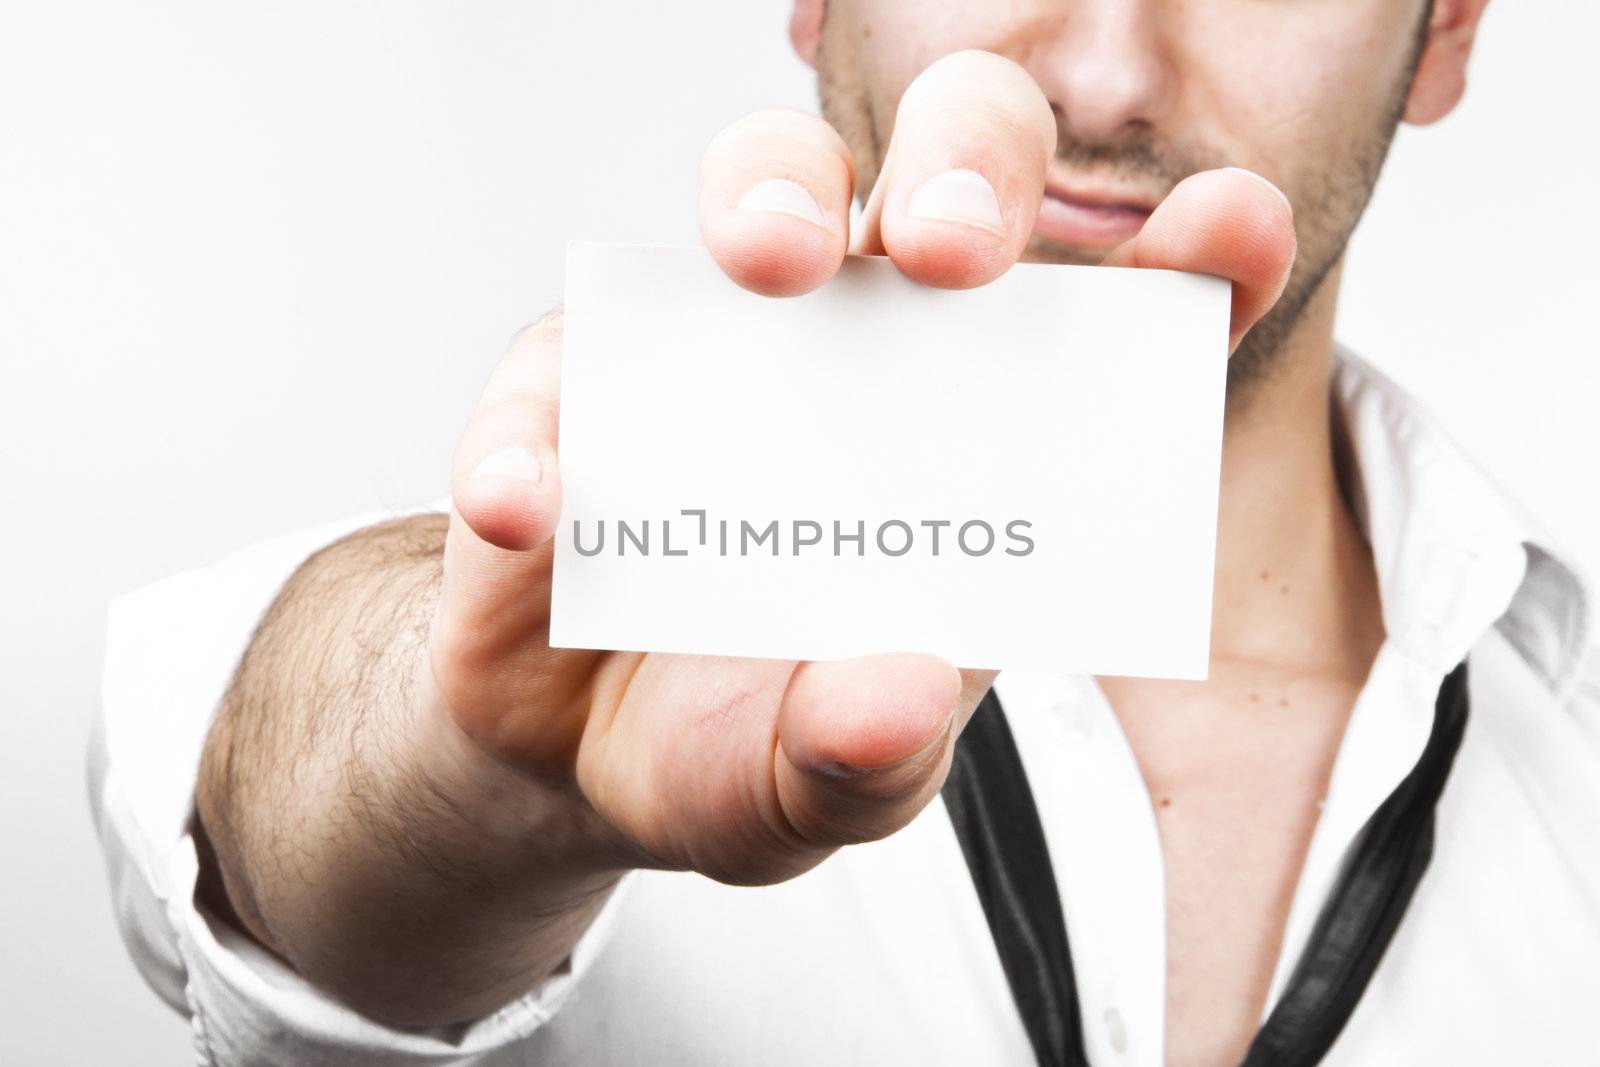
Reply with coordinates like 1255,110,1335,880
551,242,1229,679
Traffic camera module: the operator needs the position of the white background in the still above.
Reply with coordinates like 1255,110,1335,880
1,2,1595,1063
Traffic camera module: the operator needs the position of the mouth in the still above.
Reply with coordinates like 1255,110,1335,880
1033,172,1161,253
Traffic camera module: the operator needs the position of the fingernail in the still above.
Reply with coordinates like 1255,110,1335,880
472,446,542,484
735,178,829,228
812,759,883,781
906,168,1004,235
1223,167,1293,214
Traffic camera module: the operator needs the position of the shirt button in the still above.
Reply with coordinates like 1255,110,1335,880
1104,1006,1128,1054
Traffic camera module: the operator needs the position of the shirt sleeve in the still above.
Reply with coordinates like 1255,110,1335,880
86,494,639,1066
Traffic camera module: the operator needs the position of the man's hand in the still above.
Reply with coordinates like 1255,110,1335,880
198,49,1294,1032
436,49,1293,882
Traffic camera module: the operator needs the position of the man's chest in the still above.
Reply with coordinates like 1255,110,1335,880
1101,671,1364,1066
520,641,1600,1066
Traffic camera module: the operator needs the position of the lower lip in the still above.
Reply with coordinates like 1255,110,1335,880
1033,192,1151,251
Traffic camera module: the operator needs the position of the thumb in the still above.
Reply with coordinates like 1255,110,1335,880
771,652,968,849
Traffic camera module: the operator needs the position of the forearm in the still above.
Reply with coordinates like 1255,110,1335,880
195,513,629,1029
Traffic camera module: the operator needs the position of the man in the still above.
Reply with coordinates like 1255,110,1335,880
89,0,1600,1064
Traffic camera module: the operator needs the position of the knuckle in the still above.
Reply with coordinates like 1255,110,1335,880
922,48,1030,90
900,50,1055,153
703,108,855,184
691,675,781,740
907,49,1030,102
452,396,560,486
467,392,560,450
508,307,564,351
473,327,563,422
484,386,560,426
711,107,843,151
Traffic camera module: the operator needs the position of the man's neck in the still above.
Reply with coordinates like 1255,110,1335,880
1090,264,1389,1067
1100,261,1384,688
1204,263,1384,678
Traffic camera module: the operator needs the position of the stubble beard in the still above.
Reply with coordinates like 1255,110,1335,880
814,17,1431,404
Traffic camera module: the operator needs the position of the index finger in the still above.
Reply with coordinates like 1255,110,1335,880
856,50,1058,290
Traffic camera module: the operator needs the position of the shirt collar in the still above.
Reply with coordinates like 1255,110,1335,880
1330,344,1592,698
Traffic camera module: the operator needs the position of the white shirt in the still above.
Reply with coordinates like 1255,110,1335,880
90,347,1600,1066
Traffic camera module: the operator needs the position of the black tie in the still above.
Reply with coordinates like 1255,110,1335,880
940,659,1470,1067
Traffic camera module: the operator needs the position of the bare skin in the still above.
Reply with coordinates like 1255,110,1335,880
1099,265,1387,1066
195,0,1491,1060
797,2,1486,1061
